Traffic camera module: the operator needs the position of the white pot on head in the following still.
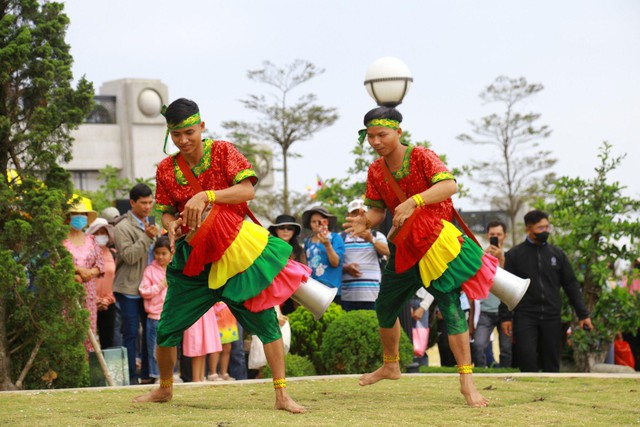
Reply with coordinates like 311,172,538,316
490,267,531,311
291,278,338,320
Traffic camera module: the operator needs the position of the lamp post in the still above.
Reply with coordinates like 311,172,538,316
363,57,413,107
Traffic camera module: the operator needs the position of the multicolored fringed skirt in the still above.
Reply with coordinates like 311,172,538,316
394,209,498,300
181,205,311,312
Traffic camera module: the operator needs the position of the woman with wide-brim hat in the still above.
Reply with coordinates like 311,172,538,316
268,214,306,315
268,214,306,264
62,201,104,353
86,218,118,349
301,206,344,301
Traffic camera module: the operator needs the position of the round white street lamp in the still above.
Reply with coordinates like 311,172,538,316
364,57,413,107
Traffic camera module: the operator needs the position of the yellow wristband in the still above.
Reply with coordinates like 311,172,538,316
412,194,425,207
205,190,216,203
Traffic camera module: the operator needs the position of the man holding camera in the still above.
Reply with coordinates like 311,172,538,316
500,210,593,372
471,220,512,368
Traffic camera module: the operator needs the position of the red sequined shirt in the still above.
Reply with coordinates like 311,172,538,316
365,145,455,221
155,139,257,218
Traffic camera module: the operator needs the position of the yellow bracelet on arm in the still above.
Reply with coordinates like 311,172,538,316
205,190,216,203
412,194,425,207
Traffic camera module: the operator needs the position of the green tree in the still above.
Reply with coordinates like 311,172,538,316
457,76,556,244
222,59,339,213
0,0,94,390
0,0,94,179
539,142,640,371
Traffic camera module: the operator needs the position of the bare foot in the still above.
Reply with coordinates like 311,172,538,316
132,387,173,403
275,390,305,414
359,363,401,386
459,375,489,407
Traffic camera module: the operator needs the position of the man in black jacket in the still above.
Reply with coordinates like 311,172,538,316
500,210,593,372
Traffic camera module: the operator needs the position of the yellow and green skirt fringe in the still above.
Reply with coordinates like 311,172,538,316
395,213,498,299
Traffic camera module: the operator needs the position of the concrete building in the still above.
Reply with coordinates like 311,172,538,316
64,78,274,196
64,78,168,191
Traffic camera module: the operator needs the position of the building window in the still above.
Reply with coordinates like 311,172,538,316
85,95,116,124
71,170,103,192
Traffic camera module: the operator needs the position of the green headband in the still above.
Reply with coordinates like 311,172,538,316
357,118,401,144
160,105,202,154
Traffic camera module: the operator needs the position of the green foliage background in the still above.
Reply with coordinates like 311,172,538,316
262,353,317,378
539,142,640,370
1,177,89,389
0,0,95,390
319,310,413,374
288,303,344,374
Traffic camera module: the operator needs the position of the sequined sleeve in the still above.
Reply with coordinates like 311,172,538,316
364,163,386,210
418,147,455,184
234,168,258,186
155,158,178,214
220,141,259,186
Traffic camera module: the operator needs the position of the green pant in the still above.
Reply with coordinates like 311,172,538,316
156,240,281,348
376,243,468,335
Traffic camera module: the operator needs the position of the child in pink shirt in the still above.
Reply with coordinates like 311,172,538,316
139,236,171,380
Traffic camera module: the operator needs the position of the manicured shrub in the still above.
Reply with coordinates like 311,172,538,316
288,302,344,373
263,353,317,378
318,310,413,374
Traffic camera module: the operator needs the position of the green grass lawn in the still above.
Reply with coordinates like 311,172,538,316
1,374,639,426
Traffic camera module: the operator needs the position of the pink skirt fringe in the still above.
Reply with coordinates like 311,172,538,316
461,253,499,300
243,260,311,313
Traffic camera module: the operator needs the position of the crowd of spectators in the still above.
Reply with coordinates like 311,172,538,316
63,189,636,386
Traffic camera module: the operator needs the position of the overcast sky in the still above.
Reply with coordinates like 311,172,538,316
62,0,640,211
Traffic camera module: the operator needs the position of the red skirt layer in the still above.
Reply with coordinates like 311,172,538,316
183,205,243,276
394,210,444,274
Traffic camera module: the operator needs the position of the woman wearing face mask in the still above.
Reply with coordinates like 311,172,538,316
63,202,104,353
87,217,118,350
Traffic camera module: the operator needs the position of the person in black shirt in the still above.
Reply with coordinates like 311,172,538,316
500,210,593,372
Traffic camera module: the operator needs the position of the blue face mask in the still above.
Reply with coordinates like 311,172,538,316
70,215,88,231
